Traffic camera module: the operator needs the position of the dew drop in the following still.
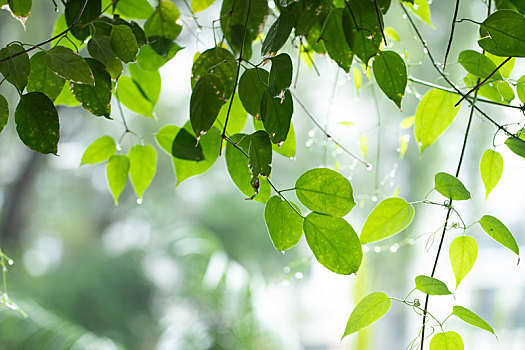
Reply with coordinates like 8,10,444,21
374,246,381,253
116,144,122,151
362,246,370,253
196,27,202,33
7,259,13,266
371,196,378,202
390,245,398,253
136,198,143,205
423,48,428,54
413,4,419,10
295,272,303,279
366,163,374,171
283,266,290,273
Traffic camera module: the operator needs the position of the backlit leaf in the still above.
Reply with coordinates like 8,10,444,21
0,95,8,134
27,51,65,102
145,0,182,41
480,149,503,199
128,145,157,200
46,46,94,85
88,36,123,80
192,0,215,13
116,76,154,117
452,306,495,335
110,0,153,19
479,215,519,255
372,50,407,108
215,94,247,135
110,25,139,63
264,195,303,251
429,331,463,350
360,197,414,244
434,172,471,200
404,0,433,28
106,155,129,206
322,8,353,72
0,43,30,92
449,236,478,288
415,275,452,295
129,63,161,105
191,47,237,98
505,136,525,157
171,128,205,161
137,42,182,71
261,11,294,57
81,136,116,165
342,292,391,338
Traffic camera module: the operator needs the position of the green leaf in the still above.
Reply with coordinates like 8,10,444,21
458,50,503,80
303,212,362,275
238,68,269,117
26,51,65,102
269,53,293,95
70,58,112,117
323,9,353,72
7,0,31,17
480,149,503,199
404,0,433,28
518,75,525,103
192,0,215,13
264,196,303,251
248,130,272,180
0,43,30,92
464,73,514,104
486,52,514,77
452,306,495,335
261,12,294,57
87,36,123,80
190,73,226,137
129,63,161,105
434,172,471,200
429,331,464,350
110,25,139,63
51,15,84,51
54,82,80,107
415,275,452,295
225,133,270,203
295,168,355,217
145,0,182,41
478,10,525,57
479,215,519,255
384,27,400,42
214,94,247,135
342,1,382,65
505,136,525,157
171,128,205,161
137,42,183,71
128,145,157,200
415,89,461,152
253,119,296,158
360,197,415,244
449,236,478,288
45,46,94,85
260,89,293,144
372,50,407,108
111,0,153,19
342,292,391,338
116,76,154,117
106,155,130,206
0,95,8,134
65,0,101,41
81,136,116,165
14,92,59,154
191,47,237,98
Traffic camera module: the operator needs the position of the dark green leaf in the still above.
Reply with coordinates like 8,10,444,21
0,43,30,92
128,145,157,200
429,332,463,350
238,68,269,117
415,275,452,295
70,58,112,117
449,236,478,288
145,0,182,41
27,51,65,102
52,14,84,51
81,135,117,165
7,0,31,17
505,136,525,157
0,95,8,134
260,89,293,144
116,76,153,117
87,36,123,79
190,73,226,137
372,51,407,108
14,92,59,154
110,25,139,63
269,53,293,95
171,128,205,161
264,195,303,251
295,168,355,217
303,213,362,274
360,197,414,243
46,46,94,85
261,12,294,57
478,10,525,57
342,292,391,338
434,172,471,200
106,154,129,206
452,306,495,335
253,119,296,157
458,50,503,80
65,0,101,41
191,47,237,98
323,8,353,72
479,215,519,255
248,130,272,182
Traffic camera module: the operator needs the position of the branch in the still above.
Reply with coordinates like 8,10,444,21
443,0,461,70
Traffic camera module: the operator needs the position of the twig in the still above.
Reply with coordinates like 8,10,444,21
443,0,461,70
373,0,387,46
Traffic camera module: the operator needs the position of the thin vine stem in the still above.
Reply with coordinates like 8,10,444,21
443,0,461,70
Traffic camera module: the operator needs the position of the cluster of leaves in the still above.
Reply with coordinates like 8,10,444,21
2,0,525,348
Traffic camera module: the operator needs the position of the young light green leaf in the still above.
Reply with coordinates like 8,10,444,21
342,292,391,338
190,73,226,137
452,306,495,335
260,89,293,144
129,63,161,105
458,50,503,80
360,197,415,244
54,82,79,107
191,47,237,98
505,136,525,157
480,149,503,199
106,155,130,206
81,136,117,165
238,68,269,118
464,72,514,104
449,236,478,288
171,128,205,161
372,51,407,108
415,275,452,295
478,10,525,57
0,95,8,134
264,196,303,251
45,46,94,85
145,0,182,41
116,76,154,117
128,145,157,200
384,27,400,42
70,58,112,117
26,51,65,102
137,42,182,71
192,0,215,13
87,36,123,80
261,11,294,57
15,92,59,154
112,0,153,20
415,89,461,152
215,94,247,135
322,8,353,72
434,172,471,200
0,43,30,92
110,25,139,63
517,75,525,104
429,331,463,350
295,168,355,217
404,0,433,28
269,53,293,95
303,213,362,275
479,215,519,256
